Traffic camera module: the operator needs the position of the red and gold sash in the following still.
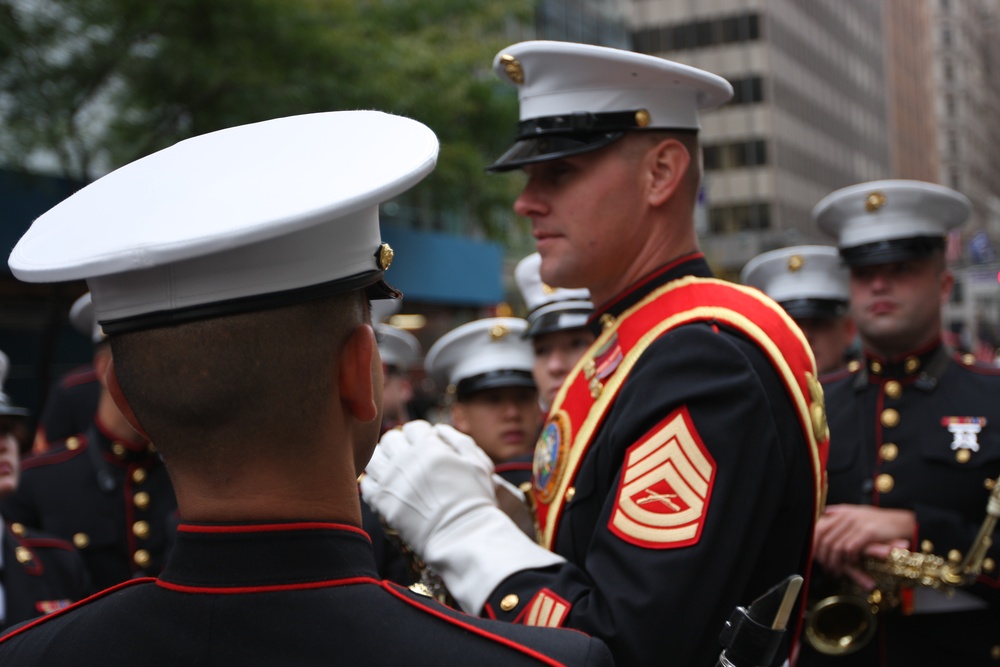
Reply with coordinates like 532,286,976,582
531,276,829,550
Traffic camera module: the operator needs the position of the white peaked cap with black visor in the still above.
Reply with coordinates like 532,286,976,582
425,318,536,401
487,40,733,172
8,111,439,333
741,246,850,321
514,252,592,338
813,180,970,267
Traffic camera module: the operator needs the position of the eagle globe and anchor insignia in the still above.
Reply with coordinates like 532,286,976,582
534,411,571,503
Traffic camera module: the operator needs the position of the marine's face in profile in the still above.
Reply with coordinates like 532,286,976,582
0,420,21,499
513,142,646,301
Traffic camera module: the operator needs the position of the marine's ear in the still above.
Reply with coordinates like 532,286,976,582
105,359,151,440
339,323,379,423
645,137,691,208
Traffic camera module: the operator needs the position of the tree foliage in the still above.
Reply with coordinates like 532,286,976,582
0,0,532,239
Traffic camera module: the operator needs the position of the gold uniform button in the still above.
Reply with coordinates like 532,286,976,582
847,360,862,373
15,546,32,564
134,491,151,510
870,361,883,374
133,549,151,567
984,558,995,573
904,357,920,374
875,473,894,494
112,442,126,458
920,540,935,553
948,549,963,563
500,594,520,612
132,468,148,484
565,487,576,502
10,522,26,537
73,532,90,549
880,443,899,462
881,409,900,428
65,436,80,451
963,354,976,366
884,380,902,399
956,449,972,464
133,520,151,539
147,442,158,454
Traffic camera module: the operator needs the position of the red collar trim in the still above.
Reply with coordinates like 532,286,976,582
156,575,379,595
593,251,705,316
177,521,369,540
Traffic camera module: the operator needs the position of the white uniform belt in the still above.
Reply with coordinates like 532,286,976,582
910,587,989,614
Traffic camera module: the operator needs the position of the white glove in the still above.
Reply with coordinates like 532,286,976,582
362,420,565,613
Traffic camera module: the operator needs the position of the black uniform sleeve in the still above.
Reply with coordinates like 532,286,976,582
484,324,816,667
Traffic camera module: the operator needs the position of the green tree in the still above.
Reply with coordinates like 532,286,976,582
0,0,531,239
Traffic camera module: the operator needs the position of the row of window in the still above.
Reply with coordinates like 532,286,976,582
632,12,761,53
704,139,768,171
708,202,771,234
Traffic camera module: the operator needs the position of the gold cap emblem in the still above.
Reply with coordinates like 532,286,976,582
377,242,394,271
541,283,556,295
499,54,524,84
865,191,887,212
634,109,651,127
787,255,804,272
489,324,510,341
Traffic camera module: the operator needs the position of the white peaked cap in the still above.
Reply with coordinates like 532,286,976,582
69,292,106,344
425,318,535,399
514,253,592,337
375,323,421,370
9,111,439,333
813,180,969,266
489,40,733,171
741,246,849,320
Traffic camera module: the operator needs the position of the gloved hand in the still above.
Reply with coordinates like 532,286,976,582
362,420,565,613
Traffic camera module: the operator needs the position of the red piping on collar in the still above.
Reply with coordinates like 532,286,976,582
592,251,705,317
156,575,380,595
176,521,369,540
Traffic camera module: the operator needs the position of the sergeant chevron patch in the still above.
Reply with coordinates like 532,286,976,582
609,406,715,549
522,589,571,628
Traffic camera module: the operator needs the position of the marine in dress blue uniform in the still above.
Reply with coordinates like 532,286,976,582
514,252,595,417
33,293,104,454
363,42,829,667
0,110,613,666
800,180,1000,666
0,359,90,631
4,424,176,592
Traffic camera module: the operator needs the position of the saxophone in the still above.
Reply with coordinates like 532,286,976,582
805,474,1000,655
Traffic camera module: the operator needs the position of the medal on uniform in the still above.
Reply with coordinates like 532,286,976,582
941,416,986,455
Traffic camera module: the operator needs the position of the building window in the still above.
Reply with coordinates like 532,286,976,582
632,11,762,53
728,76,765,105
703,139,768,171
941,27,952,48
709,202,771,234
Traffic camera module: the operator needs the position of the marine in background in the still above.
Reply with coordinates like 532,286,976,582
742,245,857,375
0,350,90,631
801,180,1000,666
514,252,595,414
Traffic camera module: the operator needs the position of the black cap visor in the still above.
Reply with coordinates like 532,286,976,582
840,236,945,267
487,132,626,172
456,370,536,401
101,270,399,334
780,298,848,321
